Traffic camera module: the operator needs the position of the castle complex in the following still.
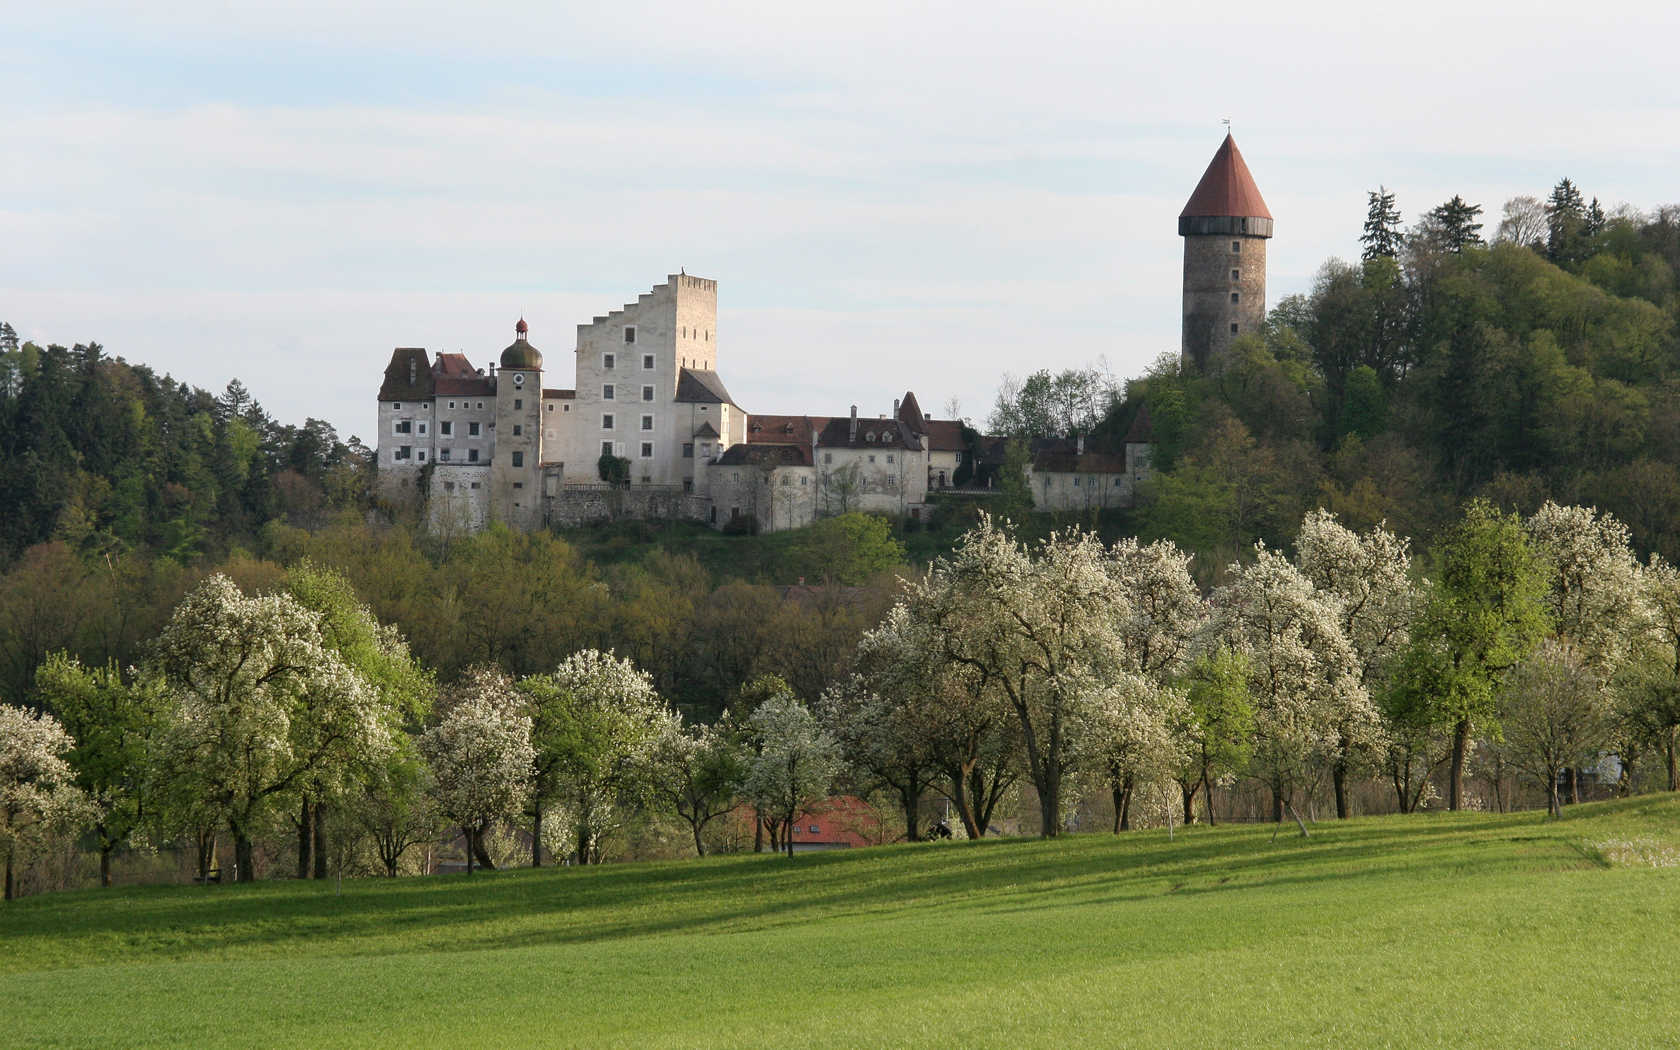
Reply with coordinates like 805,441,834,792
375,135,1266,533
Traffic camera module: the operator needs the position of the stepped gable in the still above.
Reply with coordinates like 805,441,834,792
379,348,433,401
1180,133,1271,221
674,367,739,407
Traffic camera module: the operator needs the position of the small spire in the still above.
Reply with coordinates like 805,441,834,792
515,317,528,339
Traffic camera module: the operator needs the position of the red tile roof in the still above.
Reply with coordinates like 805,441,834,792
1180,133,1271,220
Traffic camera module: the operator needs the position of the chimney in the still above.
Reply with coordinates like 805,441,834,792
849,405,858,444
1077,434,1085,455
893,398,900,419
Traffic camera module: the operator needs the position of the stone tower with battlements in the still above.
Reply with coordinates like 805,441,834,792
1179,133,1272,371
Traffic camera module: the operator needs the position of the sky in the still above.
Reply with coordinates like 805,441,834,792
5,1,1680,442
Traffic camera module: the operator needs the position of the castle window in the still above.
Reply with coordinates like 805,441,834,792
512,451,524,467
476,402,485,410
513,399,522,410
547,404,554,412
1074,476,1081,487
640,442,654,458
603,384,615,400
602,441,614,456
393,402,401,410
1230,292,1240,303
642,354,654,370
441,421,453,435
602,413,615,430
683,443,694,458
417,450,426,462
683,477,693,493
513,482,523,489
470,481,480,490
642,385,654,402
393,420,411,434
603,353,616,370
641,414,654,431
469,449,480,462
513,425,522,436
824,452,832,464
1231,269,1239,281
396,445,412,461
1231,241,1240,253
449,401,456,409
886,453,895,464
440,449,451,461
624,326,636,344
417,422,427,435
443,481,454,492
868,454,876,464
1231,323,1240,334
887,474,897,486
1113,477,1123,487
469,421,481,437
800,477,808,486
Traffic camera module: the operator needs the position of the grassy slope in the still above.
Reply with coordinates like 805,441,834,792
5,798,1680,1049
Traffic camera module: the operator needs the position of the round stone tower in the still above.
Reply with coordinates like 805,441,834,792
1179,133,1272,371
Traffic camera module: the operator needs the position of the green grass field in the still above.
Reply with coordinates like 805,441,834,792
6,797,1680,1049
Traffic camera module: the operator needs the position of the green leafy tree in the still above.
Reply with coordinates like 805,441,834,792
1175,647,1254,825
1394,501,1549,810
32,655,164,887
786,512,905,585
648,715,747,856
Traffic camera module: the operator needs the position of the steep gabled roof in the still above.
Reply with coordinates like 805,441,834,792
675,368,739,407
1180,133,1271,220
896,391,925,432
1123,403,1153,444
379,348,433,402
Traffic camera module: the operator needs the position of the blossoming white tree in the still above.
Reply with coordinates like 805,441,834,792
519,649,676,866
421,667,534,874
152,575,390,881
1294,510,1415,817
1525,502,1646,676
0,704,89,900
914,517,1132,837
744,689,842,859
1208,546,1377,830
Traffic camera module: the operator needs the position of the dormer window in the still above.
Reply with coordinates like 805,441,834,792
865,431,876,443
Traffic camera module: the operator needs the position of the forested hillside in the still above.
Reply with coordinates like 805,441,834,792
1114,184,1680,573
0,332,369,562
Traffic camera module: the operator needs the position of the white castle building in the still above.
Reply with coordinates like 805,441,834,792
376,271,1159,534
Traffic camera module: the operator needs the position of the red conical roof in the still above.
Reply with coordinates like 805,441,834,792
1180,133,1271,220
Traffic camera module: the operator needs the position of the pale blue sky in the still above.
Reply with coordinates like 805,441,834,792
4,1,1678,440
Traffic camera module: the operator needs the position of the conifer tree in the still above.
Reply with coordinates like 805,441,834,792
1546,178,1588,264
1360,186,1404,261
1422,195,1484,252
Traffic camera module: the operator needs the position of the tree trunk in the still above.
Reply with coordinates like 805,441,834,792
950,768,981,840
234,829,255,883
1566,766,1580,806
903,788,921,843
464,826,474,875
472,825,495,870
1181,780,1198,826
196,829,216,883
297,796,312,879
753,810,765,853
4,851,13,901
1117,777,1134,831
1271,788,1284,824
1449,718,1471,811
1111,784,1125,834
691,819,707,858
1332,760,1350,820
98,827,113,888
1548,772,1561,818
313,802,328,880
785,816,795,859
575,823,591,868
1668,729,1678,792
532,808,544,868
1202,770,1217,827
